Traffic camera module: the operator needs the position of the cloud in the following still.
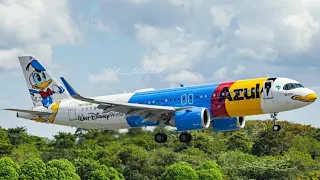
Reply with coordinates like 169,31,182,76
88,72,120,84
233,64,246,76
210,5,235,32
282,10,320,52
210,67,230,82
165,70,205,86
0,0,81,69
72,0,320,86
135,24,210,70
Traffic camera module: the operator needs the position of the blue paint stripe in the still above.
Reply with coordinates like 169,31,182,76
60,77,77,96
125,84,220,127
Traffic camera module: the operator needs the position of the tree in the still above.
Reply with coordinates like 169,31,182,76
197,160,223,180
127,128,145,136
217,151,256,179
46,159,80,180
251,129,294,156
7,127,29,146
52,132,76,149
19,158,46,180
148,148,179,178
11,144,41,164
73,158,100,180
226,132,252,153
198,160,221,171
197,169,223,180
0,157,20,180
161,162,199,180
237,157,298,179
88,166,124,180
0,128,13,156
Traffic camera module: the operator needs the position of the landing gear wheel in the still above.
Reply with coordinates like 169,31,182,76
270,112,281,131
154,133,167,143
273,125,281,131
179,132,192,143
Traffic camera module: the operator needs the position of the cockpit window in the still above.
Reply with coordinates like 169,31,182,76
283,83,304,90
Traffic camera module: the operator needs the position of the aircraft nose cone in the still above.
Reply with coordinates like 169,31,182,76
305,92,317,102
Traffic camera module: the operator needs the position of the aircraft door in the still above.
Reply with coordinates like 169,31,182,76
68,102,77,121
263,80,274,99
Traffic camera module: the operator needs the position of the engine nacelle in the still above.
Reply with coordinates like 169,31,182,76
211,116,246,132
169,107,211,131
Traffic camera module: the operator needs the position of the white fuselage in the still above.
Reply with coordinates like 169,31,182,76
17,77,317,130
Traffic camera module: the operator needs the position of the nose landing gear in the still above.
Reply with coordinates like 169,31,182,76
271,112,281,131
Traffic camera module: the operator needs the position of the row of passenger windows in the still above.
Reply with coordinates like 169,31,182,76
81,107,97,111
283,83,304,90
137,90,256,104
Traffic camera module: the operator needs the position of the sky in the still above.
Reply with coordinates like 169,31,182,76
0,0,320,138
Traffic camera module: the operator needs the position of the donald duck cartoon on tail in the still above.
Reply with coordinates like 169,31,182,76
26,60,65,108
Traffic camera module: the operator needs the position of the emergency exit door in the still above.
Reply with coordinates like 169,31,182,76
68,102,77,121
263,81,274,99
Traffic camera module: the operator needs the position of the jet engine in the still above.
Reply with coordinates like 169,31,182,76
211,116,246,132
169,107,211,131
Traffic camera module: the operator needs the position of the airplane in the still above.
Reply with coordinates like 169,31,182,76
4,56,318,143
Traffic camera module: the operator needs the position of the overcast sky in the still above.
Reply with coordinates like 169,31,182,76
0,0,320,138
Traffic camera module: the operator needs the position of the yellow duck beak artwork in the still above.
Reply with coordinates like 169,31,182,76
31,101,61,123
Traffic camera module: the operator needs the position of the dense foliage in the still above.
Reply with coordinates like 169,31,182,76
0,120,319,180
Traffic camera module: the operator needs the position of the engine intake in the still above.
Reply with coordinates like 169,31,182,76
169,107,211,131
211,116,246,132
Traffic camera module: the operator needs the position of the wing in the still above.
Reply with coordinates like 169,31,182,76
4,108,54,116
60,77,193,124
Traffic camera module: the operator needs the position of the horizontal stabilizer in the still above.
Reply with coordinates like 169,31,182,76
4,108,54,116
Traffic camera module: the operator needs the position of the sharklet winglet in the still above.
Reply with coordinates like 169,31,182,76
60,77,77,96
60,77,97,103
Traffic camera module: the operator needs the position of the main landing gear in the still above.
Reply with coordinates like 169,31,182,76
154,128,192,143
179,132,192,143
154,132,167,143
271,112,281,131
154,126,168,143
